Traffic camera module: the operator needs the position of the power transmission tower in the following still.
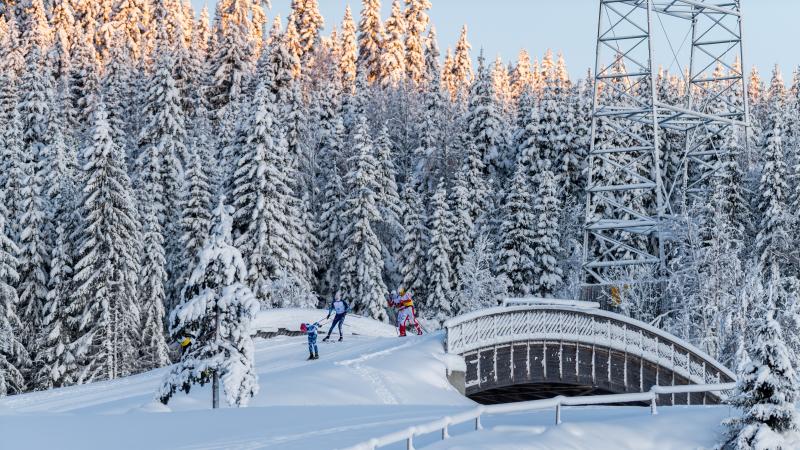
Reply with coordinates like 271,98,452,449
582,0,749,301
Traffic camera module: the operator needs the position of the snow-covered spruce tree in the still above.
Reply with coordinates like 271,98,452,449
34,200,78,390
316,115,347,298
447,162,475,294
159,201,259,408
511,50,533,100
0,193,28,396
497,162,538,296
113,0,151,63
338,116,388,321
379,0,406,88
207,0,255,131
531,169,564,297
467,50,504,180
725,276,799,450
536,54,566,170
101,33,136,162
339,5,358,89
289,0,324,62
455,233,508,314
1,107,24,243
448,25,472,99
16,44,52,359
399,180,428,304
404,0,431,87
357,0,383,84
692,177,745,363
458,131,492,233
34,146,80,390
755,92,792,274
71,104,141,383
413,41,446,194
425,181,454,322
136,47,187,310
231,76,297,308
67,30,101,140
137,157,170,371
272,32,316,298
374,126,402,246
179,121,214,306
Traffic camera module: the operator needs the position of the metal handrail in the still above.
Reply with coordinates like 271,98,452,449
339,382,736,450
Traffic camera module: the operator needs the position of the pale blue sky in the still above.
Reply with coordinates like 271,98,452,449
192,0,800,78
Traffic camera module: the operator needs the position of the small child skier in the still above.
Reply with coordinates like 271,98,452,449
301,321,322,360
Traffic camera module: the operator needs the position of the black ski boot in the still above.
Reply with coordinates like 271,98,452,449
307,353,315,360
314,352,319,360
322,336,330,342
338,336,343,342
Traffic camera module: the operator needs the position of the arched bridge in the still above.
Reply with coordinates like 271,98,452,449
444,300,735,405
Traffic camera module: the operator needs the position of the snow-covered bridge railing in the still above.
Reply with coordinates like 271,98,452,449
339,382,736,450
444,304,735,404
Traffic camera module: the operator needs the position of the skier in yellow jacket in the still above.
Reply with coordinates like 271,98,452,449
389,288,423,337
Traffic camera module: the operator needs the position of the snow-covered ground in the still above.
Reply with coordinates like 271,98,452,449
0,308,775,450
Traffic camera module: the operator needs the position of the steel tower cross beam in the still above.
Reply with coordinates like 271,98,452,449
582,0,748,299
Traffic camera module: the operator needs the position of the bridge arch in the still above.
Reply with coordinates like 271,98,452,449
444,302,735,405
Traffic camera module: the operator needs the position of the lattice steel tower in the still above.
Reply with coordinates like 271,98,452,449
582,1,749,299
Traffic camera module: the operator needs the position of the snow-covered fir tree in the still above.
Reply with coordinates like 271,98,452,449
339,6,358,89
16,44,52,361
159,200,259,408
399,180,428,303
425,181,454,322
316,116,347,298
403,0,431,87
231,73,299,308
497,162,538,296
338,116,388,321
531,169,564,297
0,193,27,396
726,275,799,449
467,51,504,181
448,25,472,99
455,233,507,314
290,0,324,62
71,105,141,383
357,0,383,84
755,87,791,273
379,0,406,88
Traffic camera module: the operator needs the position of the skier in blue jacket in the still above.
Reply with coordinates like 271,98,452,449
323,294,350,342
301,321,321,360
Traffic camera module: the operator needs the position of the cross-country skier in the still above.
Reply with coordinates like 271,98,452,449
323,294,350,342
390,288,423,337
301,321,321,360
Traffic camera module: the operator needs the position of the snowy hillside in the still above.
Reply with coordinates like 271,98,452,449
0,313,473,449
0,310,784,450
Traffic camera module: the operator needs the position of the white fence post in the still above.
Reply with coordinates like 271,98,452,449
475,415,482,430
406,435,414,450
650,395,658,416
555,403,562,425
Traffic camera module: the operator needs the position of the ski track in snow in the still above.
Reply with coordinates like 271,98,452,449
333,338,422,405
